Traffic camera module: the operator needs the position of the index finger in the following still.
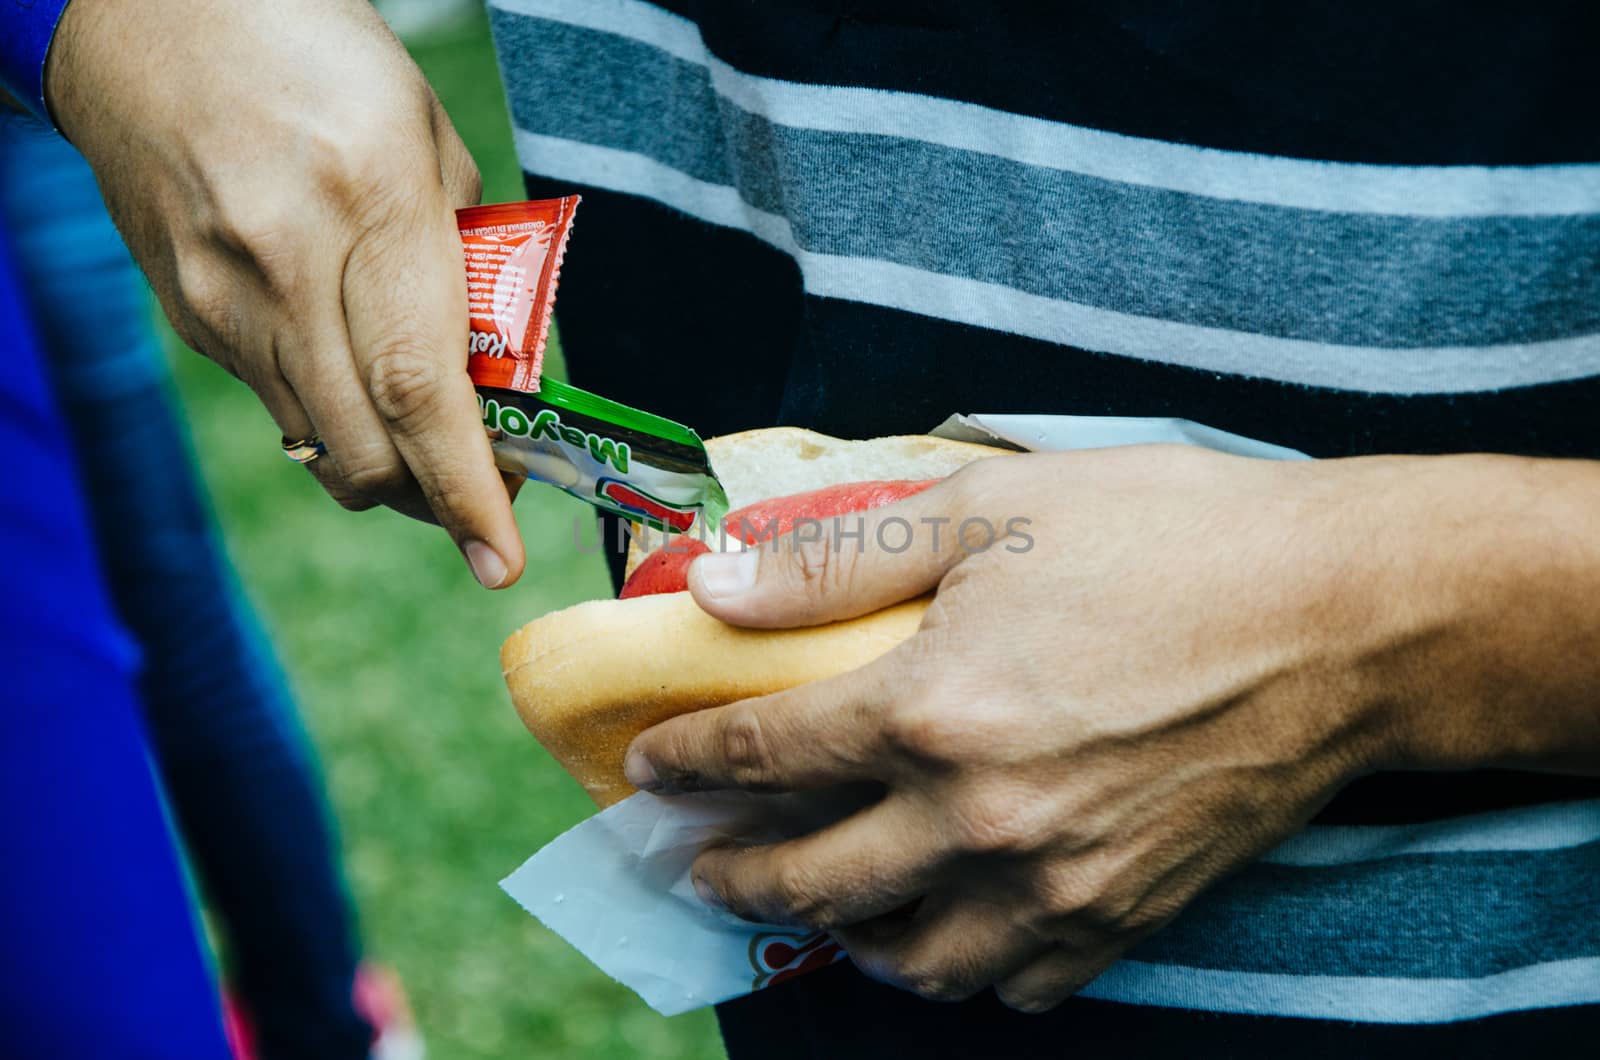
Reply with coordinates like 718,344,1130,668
623,650,904,795
342,190,524,588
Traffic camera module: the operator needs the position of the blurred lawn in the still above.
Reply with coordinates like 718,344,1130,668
170,9,724,1060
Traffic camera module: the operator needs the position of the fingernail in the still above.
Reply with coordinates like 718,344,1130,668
463,539,508,589
693,875,727,913
623,748,660,791
695,549,758,599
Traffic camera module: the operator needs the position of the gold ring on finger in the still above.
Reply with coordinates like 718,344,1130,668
281,435,326,465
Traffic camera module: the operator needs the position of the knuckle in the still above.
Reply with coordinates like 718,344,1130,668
172,258,238,344
882,706,953,765
1091,886,1146,932
996,985,1069,1014
717,707,779,790
1036,864,1138,931
881,683,981,767
767,860,827,926
791,532,849,601
366,345,447,430
1039,874,1100,923
349,161,434,232
1088,886,1159,935
411,468,475,529
304,123,409,204
908,977,966,1004
949,785,1049,857
304,128,370,196
897,960,977,1004
327,484,378,512
229,354,275,395
340,452,412,501
956,515,999,555
204,197,305,295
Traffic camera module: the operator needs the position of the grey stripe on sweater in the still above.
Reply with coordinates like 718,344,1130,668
491,9,1600,392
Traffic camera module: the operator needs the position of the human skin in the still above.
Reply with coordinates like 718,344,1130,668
43,0,522,587
624,445,1600,1011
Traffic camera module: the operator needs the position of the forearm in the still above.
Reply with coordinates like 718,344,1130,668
1372,453,1600,775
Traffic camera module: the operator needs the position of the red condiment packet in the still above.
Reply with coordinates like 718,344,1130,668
457,197,580,393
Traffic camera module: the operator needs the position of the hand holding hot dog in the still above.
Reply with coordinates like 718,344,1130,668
45,0,523,587
622,445,1600,1010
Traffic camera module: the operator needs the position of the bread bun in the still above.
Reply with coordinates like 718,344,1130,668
503,592,930,806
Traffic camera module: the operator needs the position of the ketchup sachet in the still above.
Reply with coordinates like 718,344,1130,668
458,200,728,533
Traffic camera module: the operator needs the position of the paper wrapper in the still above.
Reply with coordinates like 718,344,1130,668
501,413,1309,1016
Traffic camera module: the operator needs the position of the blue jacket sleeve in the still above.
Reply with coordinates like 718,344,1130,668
2,0,73,123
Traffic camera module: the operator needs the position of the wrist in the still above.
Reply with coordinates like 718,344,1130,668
1352,454,1600,773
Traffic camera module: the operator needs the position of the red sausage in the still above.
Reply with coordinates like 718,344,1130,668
722,479,936,545
619,479,936,598
618,538,711,599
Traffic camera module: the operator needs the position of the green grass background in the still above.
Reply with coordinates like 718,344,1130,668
170,10,724,1059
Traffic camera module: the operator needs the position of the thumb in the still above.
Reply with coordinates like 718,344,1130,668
687,475,972,628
